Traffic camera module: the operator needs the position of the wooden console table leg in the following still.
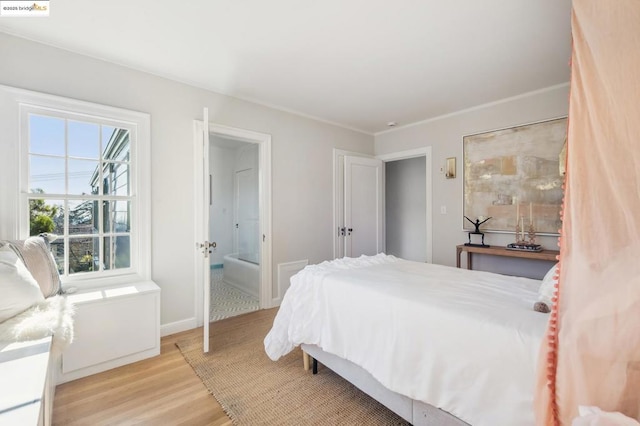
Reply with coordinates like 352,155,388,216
303,351,310,371
467,252,473,270
456,246,462,268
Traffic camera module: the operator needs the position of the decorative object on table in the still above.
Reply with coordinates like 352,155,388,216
445,157,456,179
463,216,491,247
463,117,566,234
507,242,543,252
507,201,543,252
527,219,537,245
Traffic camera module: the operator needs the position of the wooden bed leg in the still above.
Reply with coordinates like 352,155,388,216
303,351,310,371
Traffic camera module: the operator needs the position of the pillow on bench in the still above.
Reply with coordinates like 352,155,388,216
8,235,61,298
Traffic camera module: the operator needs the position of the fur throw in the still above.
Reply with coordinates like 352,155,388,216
0,295,75,355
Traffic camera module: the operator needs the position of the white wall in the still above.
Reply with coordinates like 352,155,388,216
375,85,569,279
0,33,373,327
385,157,426,262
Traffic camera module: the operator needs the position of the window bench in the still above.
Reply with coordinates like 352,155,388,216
58,281,161,384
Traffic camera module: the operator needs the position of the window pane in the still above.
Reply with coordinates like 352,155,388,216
102,127,130,162
49,238,65,275
103,200,131,233
104,236,130,270
30,155,65,194
29,115,64,156
68,159,99,195
101,162,129,196
68,120,99,159
68,200,98,235
68,236,99,274
29,198,63,236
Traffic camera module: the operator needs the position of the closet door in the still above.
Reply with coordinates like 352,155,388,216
344,156,383,257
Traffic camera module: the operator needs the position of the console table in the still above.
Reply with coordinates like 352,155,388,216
456,244,559,270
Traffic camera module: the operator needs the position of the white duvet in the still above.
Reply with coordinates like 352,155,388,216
264,254,549,426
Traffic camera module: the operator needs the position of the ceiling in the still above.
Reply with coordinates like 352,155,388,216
0,1,572,134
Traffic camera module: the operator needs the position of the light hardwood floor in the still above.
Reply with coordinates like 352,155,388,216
53,327,232,426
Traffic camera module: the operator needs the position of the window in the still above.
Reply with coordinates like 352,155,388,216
19,98,150,286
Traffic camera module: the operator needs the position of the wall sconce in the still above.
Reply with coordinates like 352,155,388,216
445,157,456,179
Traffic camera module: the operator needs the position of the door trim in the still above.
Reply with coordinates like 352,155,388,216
193,121,273,329
377,147,433,263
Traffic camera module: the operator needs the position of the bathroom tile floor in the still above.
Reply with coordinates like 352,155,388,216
210,269,260,322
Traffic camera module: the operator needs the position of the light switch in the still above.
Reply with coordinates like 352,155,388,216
440,205,447,214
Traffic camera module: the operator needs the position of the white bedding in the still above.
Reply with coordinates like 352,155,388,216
264,254,549,426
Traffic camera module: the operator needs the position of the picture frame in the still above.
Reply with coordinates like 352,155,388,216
463,117,567,235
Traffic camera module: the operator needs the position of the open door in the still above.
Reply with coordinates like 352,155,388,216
195,107,212,353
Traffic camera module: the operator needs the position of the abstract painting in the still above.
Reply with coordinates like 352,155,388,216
463,117,567,234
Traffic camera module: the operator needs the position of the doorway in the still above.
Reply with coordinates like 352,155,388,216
209,136,260,321
194,118,272,352
378,147,433,263
385,156,427,262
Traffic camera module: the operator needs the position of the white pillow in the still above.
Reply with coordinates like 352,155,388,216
535,263,558,312
9,236,61,297
0,245,45,322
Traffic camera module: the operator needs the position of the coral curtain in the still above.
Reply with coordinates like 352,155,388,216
536,1,640,424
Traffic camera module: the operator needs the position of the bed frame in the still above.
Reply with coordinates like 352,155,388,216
301,344,469,426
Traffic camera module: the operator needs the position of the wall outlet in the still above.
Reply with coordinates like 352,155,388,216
440,205,447,214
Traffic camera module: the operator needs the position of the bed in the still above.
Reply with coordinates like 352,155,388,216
264,254,549,426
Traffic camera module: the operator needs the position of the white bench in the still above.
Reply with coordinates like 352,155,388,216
0,337,55,426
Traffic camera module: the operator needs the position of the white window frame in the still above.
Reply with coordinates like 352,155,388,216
15,91,151,288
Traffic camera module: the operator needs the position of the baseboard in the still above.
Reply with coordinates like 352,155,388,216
160,317,198,337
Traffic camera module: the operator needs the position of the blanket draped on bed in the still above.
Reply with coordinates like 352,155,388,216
535,1,640,424
265,254,547,426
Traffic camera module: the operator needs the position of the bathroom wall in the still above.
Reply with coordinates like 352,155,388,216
234,144,259,261
209,139,259,266
209,144,235,266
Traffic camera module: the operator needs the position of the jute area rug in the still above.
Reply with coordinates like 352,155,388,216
176,308,409,425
